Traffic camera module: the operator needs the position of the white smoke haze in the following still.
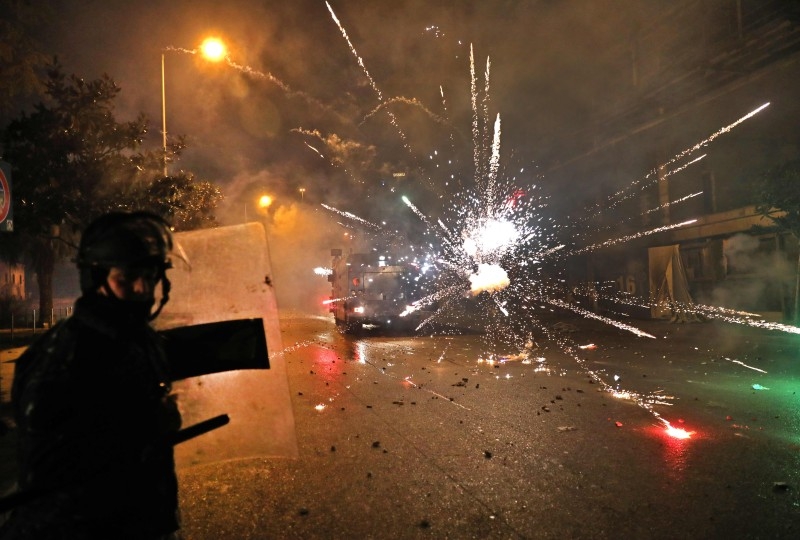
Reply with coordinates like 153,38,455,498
469,263,510,295
711,233,794,314
268,203,343,313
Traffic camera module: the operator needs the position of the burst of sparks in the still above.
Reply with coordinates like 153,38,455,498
319,12,787,440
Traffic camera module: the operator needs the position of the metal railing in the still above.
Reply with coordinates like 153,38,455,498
0,307,73,346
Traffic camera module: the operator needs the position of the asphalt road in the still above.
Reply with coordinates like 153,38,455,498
1,310,797,538
175,310,799,539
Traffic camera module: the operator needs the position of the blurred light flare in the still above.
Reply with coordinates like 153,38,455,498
199,37,227,61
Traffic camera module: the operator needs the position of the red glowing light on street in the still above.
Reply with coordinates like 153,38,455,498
664,424,695,439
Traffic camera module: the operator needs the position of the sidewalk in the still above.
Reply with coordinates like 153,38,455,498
1,347,26,408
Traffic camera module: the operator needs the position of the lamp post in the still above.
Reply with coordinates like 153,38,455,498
161,37,227,177
161,53,167,176
299,187,306,200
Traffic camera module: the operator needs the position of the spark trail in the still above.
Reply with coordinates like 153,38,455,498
541,324,683,435
580,155,707,230
581,103,769,222
361,97,451,127
321,204,383,231
163,45,329,112
639,191,704,218
327,1,444,196
562,220,698,258
543,298,656,338
291,128,367,185
326,1,404,140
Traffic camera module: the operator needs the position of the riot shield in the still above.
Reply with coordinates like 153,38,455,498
153,222,298,467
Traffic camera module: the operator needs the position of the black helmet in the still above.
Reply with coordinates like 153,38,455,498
77,212,174,319
77,211,173,271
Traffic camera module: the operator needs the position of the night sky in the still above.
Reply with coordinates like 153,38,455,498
14,1,795,310
22,1,675,223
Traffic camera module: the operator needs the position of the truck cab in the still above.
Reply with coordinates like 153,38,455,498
328,249,428,333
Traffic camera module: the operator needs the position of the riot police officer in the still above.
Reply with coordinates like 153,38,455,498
2,211,182,539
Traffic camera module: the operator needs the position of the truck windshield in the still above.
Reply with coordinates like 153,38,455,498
363,271,406,299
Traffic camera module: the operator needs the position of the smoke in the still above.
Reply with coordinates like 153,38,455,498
711,234,793,313
266,203,343,313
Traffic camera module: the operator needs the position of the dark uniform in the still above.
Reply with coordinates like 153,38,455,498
1,212,182,539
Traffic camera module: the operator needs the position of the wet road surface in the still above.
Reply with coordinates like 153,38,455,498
177,311,800,539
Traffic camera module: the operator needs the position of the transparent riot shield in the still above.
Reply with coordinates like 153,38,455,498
153,222,298,467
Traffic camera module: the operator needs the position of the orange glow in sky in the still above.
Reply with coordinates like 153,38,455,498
200,37,226,62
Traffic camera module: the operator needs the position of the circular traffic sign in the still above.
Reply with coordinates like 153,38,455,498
0,167,10,223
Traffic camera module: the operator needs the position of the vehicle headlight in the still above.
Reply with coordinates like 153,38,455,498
353,306,365,314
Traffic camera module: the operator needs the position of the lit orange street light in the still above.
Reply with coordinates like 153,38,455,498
258,195,273,210
244,194,273,222
299,188,306,200
199,37,227,62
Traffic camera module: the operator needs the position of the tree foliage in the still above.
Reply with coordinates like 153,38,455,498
0,61,223,316
754,158,800,322
0,0,50,116
754,158,800,238
145,174,222,231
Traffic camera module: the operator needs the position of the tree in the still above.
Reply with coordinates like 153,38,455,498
0,61,222,319
144,174,222,231
0,0,50,116
754,158,800,322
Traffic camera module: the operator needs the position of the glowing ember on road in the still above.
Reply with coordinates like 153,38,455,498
663,421,695,439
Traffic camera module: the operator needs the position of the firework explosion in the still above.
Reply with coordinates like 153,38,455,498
309,3,790,442
169,4,785,442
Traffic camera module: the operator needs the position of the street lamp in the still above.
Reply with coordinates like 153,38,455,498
199,37,227,62
258,194,273,211
161,37,228,176
245,194,274,222
299,188,306,200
